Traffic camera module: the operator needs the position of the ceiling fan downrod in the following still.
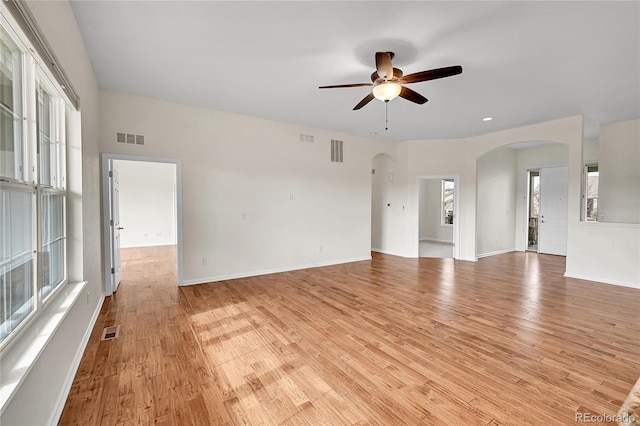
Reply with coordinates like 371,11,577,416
385,100,389,131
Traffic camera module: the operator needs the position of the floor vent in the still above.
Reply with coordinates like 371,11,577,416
101,325,120,341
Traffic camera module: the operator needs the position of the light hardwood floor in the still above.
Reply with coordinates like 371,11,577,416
59,246,640,425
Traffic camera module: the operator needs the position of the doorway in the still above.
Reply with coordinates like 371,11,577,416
101,154,183,296
526,166,568,255
417,176,458,258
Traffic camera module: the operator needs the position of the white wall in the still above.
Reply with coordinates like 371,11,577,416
116,160,177,248
514,143,569,251
1,0,102,425
99,90,396,283
597,119,640,224
418,179,453,242
476,147,517,257
583,138,599,163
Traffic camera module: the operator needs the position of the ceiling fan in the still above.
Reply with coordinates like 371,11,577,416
319,52,463,110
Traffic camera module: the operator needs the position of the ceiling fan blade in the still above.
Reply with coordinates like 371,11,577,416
319,83,374,89
375,52,393,80
399,86,428,104
399,65,463,84
353,93,375,110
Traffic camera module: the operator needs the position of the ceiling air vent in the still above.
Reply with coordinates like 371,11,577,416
299,133,314,143
126,134,135,144
116,132,126,144
331,139,343,163
135,135,145,145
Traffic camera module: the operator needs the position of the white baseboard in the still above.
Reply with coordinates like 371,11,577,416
179,256,372,286
49,292,105,425
563,272,639,289
419,238,453,244
476,248,515,259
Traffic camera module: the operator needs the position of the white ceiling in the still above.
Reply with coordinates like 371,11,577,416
70,1,639,142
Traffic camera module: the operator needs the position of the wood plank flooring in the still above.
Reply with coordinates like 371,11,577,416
59,246,640,425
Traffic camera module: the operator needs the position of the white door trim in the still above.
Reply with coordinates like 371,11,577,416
101,153,184,295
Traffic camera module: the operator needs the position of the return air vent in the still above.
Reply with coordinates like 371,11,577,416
331,139,343,163
116,132,145,146
299,133,314,143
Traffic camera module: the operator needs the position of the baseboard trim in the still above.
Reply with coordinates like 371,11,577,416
563,272,639,289
49,292,105,425
476,248,515,259
419,238,453,244
179,256,372,286
120,242,177,249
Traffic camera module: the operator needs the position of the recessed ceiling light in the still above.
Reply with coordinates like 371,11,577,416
370,131,378,136
482,117,493,122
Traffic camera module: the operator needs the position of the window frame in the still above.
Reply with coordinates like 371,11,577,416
0,12,70,351
0,20,26,184
583,163,599,222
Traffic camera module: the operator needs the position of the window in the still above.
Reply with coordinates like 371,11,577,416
0,187,34,341
529,171,540,218
0,18,69,348
584,164,598,222
0,26,23,182
441,179,454,225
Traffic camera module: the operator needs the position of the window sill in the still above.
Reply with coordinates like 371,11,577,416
0,280,87,415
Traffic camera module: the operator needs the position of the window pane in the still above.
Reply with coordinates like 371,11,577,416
0,27,23,181
37,85,54,186
40,193,65,299
0,188,34,342
586,165,599,221
442,179,455,225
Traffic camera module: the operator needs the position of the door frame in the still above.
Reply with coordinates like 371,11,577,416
415,175,460,259
101,153,184,296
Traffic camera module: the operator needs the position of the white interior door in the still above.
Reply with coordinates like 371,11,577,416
109,160,123,292
538,165,568,256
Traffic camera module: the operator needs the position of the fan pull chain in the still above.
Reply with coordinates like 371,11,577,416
385,100,389,131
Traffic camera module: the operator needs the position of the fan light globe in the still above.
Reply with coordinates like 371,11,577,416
372,82,402,102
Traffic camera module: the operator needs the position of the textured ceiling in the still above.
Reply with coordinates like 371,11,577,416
70,1,640,142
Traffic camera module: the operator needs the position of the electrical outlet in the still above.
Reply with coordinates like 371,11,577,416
289,193,294,201
319,246,323,254
202,258,207,265
242,213,247,220
86,291,90,304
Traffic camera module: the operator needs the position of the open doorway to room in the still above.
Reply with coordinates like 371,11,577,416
102,154,182,296
527,169,540,251
417,177,456,258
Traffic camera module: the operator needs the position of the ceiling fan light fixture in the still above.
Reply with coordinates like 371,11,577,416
372,82,402,102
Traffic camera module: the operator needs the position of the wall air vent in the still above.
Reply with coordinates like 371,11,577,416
299,133,314,143
116,132,145,146
331,139,344,163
